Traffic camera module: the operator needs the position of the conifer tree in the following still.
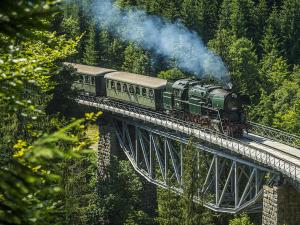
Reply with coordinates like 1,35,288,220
82,22,98,66
116,0,138,8
147,0,182,21
98,29,112,67
219,0,258,40
250,48,289,124
156,186,183,225
230,0,257,39
208,29,236,66
255,0,269,54
180,139,214,225
228,38,260,101
279,0,300,64
181,0,220,42
109,38,126,69
260,49,289,91
122,43,151,74
218,0,233,32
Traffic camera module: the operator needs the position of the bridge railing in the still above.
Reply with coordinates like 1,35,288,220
76,95,300,186
248,122,300,149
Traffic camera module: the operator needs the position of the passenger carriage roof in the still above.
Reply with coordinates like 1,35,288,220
105,72,167,89
63,62,115,76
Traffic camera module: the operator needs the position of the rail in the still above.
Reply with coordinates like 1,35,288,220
249,122,300,149
75,95,300,187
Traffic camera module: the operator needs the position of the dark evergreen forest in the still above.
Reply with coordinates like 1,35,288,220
0,0,299,224
62,0,300,135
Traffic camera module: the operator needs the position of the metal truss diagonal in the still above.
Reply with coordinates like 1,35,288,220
112,118,279,213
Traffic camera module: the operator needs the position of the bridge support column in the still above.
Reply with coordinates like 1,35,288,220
97,124,117,179
262,185,300,225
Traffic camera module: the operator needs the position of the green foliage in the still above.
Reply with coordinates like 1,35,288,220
230,0,257,39
46,64,79,115
69,0,300,221
158,68,186,80
229,213,254,225
0,31,79,116
156,188,183,225
0,0,58,41
181,139,214,225
156,139,214,225
61,16,81,38
96,157,154,225
0,119,90,225
122,43,151,74
181,0,220,41
279,0,300,64
209,31,260,101
208,29,235,66
227,37,260,100
144,0,182,21
0,1,93,224
82,22,98,65
259,49,289,91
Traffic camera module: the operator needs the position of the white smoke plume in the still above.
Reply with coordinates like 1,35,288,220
88,0,229,80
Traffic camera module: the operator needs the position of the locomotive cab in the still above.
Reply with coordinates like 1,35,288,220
172,79,196,112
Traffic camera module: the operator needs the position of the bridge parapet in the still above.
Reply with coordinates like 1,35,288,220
249,122,300,149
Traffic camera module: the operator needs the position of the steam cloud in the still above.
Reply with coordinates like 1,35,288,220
90,0,229,80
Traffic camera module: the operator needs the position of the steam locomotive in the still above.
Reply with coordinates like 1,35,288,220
65,63,250,137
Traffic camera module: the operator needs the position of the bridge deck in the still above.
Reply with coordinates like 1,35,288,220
243,133,300,165
244,133,300,159
76,96,300,186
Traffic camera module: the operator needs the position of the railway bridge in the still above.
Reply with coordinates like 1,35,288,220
76,95,300,225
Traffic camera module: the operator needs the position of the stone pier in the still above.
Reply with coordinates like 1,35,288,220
262,185,300,225
97,120,121,179
97,124,113,179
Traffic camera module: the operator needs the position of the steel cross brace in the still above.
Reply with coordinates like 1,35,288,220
112,118,278,214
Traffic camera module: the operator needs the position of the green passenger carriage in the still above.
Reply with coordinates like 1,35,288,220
105,72,167,110
64,62,115,96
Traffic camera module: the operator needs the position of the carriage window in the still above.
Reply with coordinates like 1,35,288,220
78,75,83,83
142,88,147,96
123,84,128,92
91,77,95,85
111,81,115,89
149,89,154,98
136,87,140,95
117,82,121,91
85,76,90,84
129,85,134,94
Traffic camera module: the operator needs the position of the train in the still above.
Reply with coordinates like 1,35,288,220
64,62,250,137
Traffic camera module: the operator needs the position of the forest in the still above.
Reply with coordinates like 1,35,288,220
0,0,299,224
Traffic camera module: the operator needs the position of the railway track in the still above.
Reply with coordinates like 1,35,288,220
242,134,300,163
78,95,300,151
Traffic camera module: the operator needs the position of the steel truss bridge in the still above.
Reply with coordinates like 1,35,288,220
76,95,300,213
